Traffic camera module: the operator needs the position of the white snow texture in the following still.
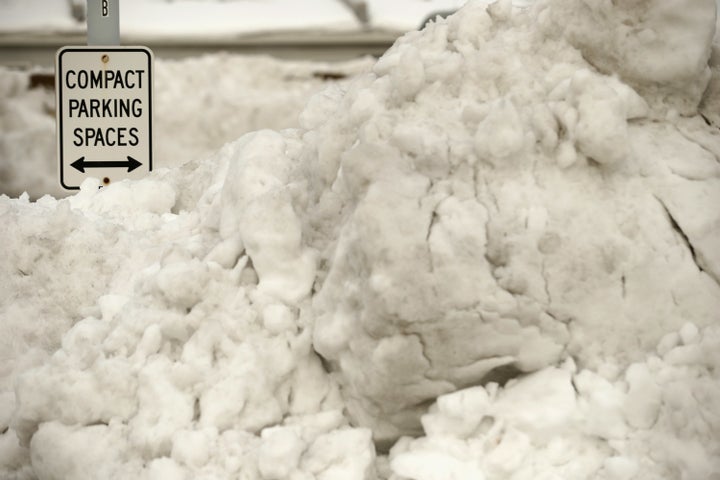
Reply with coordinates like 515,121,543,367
1,0,720,479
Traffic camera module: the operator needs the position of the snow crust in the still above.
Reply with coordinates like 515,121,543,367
2,0,720,479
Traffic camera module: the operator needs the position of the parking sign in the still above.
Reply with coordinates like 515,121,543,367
56,46,153,190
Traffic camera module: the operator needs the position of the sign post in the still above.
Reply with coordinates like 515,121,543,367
56,1,153,190
87,0,120,45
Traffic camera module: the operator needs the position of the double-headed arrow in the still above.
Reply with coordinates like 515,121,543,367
71,156,142,173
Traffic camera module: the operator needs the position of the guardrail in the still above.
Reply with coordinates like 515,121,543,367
0,30,401,69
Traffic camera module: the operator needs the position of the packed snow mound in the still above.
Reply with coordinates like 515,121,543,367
291,0,718,442
7,173,377,479
2,0,720,479
547,0,717,114
389,323,720,480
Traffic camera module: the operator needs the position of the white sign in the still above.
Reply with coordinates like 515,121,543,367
56,46,153,190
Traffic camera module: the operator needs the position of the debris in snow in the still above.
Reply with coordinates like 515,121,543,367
1,0,719,479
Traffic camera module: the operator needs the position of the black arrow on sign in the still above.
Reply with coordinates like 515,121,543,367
71,156,142,173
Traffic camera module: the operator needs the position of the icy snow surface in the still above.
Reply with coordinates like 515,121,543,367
2,0,720,479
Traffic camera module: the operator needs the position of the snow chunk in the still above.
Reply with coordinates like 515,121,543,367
392,448,486,480
258,427,305,479
623,363,662,429
156,260,209,310
30,422,141,480
301,428,376,480
390,324,720,479
474,98,527,163
171,428,215,469
220,131,317,305
305,0,719,443
545,0,717,113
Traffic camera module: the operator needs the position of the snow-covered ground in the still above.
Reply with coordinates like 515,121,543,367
1,0,720,479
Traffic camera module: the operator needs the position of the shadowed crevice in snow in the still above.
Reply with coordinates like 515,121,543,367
672,121,720,170
479,363,524,386
656,197,704,275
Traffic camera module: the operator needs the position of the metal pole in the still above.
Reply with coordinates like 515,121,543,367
87,0,120,46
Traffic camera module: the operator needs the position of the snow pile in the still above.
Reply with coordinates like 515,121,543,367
4,172,376,479
389,322,720,479
304,0,720,444
1,0,720,479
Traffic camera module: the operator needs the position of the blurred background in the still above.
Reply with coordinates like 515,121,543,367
0,0,475,67
0,0,473,199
